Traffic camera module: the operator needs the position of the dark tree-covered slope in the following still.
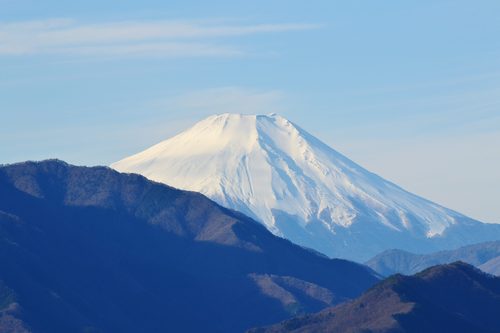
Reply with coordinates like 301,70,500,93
251,262,500,333
0,160,379,333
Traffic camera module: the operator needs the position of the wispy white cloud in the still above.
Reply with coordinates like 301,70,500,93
55,42,242,57
0,19,319,57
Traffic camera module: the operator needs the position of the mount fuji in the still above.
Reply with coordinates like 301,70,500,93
112,113,500,261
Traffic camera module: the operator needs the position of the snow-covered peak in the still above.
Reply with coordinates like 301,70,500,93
112,113,500,261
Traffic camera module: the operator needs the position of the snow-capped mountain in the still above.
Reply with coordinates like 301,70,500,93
112,113,500,261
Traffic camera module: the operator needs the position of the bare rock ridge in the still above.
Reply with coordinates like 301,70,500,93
112,113,500,261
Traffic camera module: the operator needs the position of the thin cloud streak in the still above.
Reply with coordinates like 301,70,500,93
57,42,243,57
0,19,320,57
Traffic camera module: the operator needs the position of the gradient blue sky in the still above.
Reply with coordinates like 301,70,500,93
1,0,499,222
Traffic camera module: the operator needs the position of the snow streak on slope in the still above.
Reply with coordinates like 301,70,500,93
112,114,500,261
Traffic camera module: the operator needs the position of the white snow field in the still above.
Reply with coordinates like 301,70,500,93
112,113,500,261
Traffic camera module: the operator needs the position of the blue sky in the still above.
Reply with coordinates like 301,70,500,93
1,0,499,222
